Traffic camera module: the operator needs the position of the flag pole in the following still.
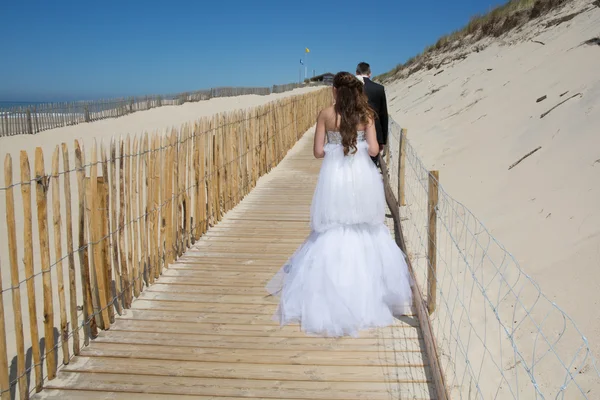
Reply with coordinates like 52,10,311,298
305,50,308,83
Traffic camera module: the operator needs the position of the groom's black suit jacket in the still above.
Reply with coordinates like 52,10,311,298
362,78,389,146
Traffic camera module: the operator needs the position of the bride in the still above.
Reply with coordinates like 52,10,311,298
266,71,413,338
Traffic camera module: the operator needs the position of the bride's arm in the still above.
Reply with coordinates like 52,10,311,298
313,111,326,159
365,118,379,157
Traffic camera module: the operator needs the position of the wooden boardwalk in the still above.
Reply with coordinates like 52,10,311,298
34,132,435,399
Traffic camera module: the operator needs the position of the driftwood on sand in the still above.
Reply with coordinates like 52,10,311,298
540,93,582,118
508,147,542,170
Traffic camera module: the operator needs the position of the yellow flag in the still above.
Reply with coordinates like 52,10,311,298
305,48,310,53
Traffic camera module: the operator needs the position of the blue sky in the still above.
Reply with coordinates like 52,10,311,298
0,0,504,102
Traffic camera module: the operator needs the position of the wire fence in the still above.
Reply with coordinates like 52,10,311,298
0,87,332,399
384,118,600,399
0,82,326,137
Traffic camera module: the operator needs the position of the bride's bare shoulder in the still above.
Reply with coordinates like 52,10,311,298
318,106,337,129
318,105,336,119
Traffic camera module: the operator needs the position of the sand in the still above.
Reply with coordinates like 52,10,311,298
384,0,600,396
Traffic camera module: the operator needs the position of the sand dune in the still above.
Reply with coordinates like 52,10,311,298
386,0,600,368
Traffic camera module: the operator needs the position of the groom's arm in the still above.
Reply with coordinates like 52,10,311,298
379,87,389,147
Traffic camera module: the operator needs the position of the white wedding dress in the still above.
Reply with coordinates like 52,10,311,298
265,130,413,338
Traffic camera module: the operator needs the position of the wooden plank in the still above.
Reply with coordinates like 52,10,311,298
104,325,423,350
60,356,429,382
81,342,425,366
20,151,44,391
117,308,420,331
4,154,28,398
35,389,357,400
61,143,80,355
43,373,429,400
116,314,418,336
51,146,70,365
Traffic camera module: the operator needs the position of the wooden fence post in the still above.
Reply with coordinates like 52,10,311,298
427,170,439,315
0,257,10,400
26,109,33,135
399,128,407,206
97,176,114,322
74,141,97,341
19,151,44,390
61,143,80,356
51,147,70,365
5,154,28,398
88,142,110,330
34,147,57,380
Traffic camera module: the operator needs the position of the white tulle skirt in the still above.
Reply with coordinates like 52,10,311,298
266,140,413,337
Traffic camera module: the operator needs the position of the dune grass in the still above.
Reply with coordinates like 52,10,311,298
375,0,571,82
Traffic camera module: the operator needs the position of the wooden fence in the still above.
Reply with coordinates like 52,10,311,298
0,84,323,137
0,87,332,399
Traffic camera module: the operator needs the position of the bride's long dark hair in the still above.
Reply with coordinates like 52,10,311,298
333,72,375,155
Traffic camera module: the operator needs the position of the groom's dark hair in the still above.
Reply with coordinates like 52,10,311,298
356,62,371,76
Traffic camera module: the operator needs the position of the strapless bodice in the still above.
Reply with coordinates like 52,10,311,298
326,131,366,144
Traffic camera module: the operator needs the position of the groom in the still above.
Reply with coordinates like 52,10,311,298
356,62,389,166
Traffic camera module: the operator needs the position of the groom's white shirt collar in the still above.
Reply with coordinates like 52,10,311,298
356,74,370,84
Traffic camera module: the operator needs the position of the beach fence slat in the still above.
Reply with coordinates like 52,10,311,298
34,147,57,380
4,154,27,399
100,145,114,324
85,150,101,330
51,146,70,365
192,122,200,241
131,137,140,298
19,151,43,391
161,133,169,267
61,143,80,356
185,124,192,249
174,130,181,258
98,175,112,322
88,141,111,329
152,134,161,278
0,255,10,400
157,135,165,276
164,132,173,267
153,134,162,277
145,137,154,283
149,134,158,278
109,138,122,315
117,139,130,308
199,119,207,237
74,140,97,341
139,134,148,292
124,136,133,307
